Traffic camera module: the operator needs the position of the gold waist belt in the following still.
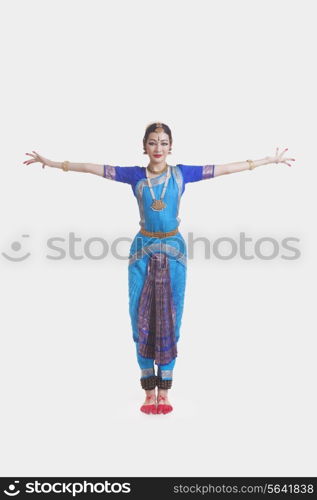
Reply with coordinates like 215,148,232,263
140,227,179,238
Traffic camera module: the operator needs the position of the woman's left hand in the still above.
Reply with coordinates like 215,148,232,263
269,147,296,167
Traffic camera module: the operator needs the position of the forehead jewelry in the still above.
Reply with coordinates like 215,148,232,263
154,122,164,134
146,165,171,211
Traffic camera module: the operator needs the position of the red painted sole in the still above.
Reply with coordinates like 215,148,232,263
140,404,157,414
157,404,173,414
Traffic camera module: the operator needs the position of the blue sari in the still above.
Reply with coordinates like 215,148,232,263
103,163,215,363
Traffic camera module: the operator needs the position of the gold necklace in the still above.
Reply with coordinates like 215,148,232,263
145,165,171,211
147,163,168,175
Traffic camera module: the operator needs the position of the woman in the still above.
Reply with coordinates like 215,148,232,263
23,122,296,415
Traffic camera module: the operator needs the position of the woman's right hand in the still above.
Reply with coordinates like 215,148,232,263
23,151,52,169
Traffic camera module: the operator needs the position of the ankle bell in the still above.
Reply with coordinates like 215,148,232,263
140,375,157,390
157,376,172,389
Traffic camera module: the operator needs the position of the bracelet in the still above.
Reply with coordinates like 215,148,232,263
247,159,256,170
61,161,69,171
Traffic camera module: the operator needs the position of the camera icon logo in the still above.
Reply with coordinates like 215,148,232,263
3,480,20,496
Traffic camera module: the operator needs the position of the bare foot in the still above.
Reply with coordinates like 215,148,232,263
157,389,173,414
140,389,157,414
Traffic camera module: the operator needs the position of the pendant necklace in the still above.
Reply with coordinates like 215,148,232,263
146,164,171,211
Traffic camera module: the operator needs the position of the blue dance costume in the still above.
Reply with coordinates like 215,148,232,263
103,164,215,386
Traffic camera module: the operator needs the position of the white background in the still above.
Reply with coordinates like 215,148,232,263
1,0,316,477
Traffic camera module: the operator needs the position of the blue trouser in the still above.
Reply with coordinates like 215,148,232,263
135,343,176,380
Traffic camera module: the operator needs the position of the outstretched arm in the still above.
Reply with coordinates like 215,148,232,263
214,147,296,177
23,152,104,175
23,152,142,190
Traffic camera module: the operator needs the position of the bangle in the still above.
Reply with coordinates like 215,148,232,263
247,159,256,170
61,161,69,171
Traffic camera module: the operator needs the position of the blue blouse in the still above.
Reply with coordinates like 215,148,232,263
103,164,215,233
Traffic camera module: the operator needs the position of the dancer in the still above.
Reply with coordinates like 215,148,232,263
23,122,295,415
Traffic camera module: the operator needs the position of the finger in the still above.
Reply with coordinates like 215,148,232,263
276,147,279,156
281,148,287,157
25,156,40,163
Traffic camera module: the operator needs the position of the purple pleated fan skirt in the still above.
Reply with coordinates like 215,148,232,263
137,252,177,365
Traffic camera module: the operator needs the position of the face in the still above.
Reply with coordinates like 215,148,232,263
145,132,171,164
